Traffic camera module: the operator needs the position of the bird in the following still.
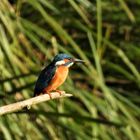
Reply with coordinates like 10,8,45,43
34,53,84,98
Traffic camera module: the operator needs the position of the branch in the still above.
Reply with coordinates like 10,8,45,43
0,91,72,115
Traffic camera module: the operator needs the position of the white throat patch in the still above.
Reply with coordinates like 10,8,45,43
67,62,74,67
55,60,65,66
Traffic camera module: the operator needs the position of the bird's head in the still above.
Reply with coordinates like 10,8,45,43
52,53,84,67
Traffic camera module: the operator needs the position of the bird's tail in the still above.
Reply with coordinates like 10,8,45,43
33,90,40,97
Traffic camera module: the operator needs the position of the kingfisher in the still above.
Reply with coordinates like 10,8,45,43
34,53,84,97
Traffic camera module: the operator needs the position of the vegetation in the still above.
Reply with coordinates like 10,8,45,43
0,0,140,139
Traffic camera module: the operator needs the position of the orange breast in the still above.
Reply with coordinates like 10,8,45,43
45,66,69,92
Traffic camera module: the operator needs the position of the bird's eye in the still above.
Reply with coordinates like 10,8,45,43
68,58,72,61
69,58,74,62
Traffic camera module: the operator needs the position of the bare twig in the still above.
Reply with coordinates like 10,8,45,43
0,91,72,115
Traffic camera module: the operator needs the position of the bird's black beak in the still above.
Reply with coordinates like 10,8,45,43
73,58,85,63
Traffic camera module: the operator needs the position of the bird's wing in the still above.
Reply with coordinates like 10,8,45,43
34,64,56,96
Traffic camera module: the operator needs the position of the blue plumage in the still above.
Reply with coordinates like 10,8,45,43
34,63,56,96
52,53,72,62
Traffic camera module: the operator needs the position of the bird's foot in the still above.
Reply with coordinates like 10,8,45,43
43,89,52,99
53,90,65,96
47,92,52,99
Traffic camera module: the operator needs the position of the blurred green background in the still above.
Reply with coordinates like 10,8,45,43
0,0,140,139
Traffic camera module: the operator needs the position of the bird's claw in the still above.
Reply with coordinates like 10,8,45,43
54,90,65,96
47,92,52,99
